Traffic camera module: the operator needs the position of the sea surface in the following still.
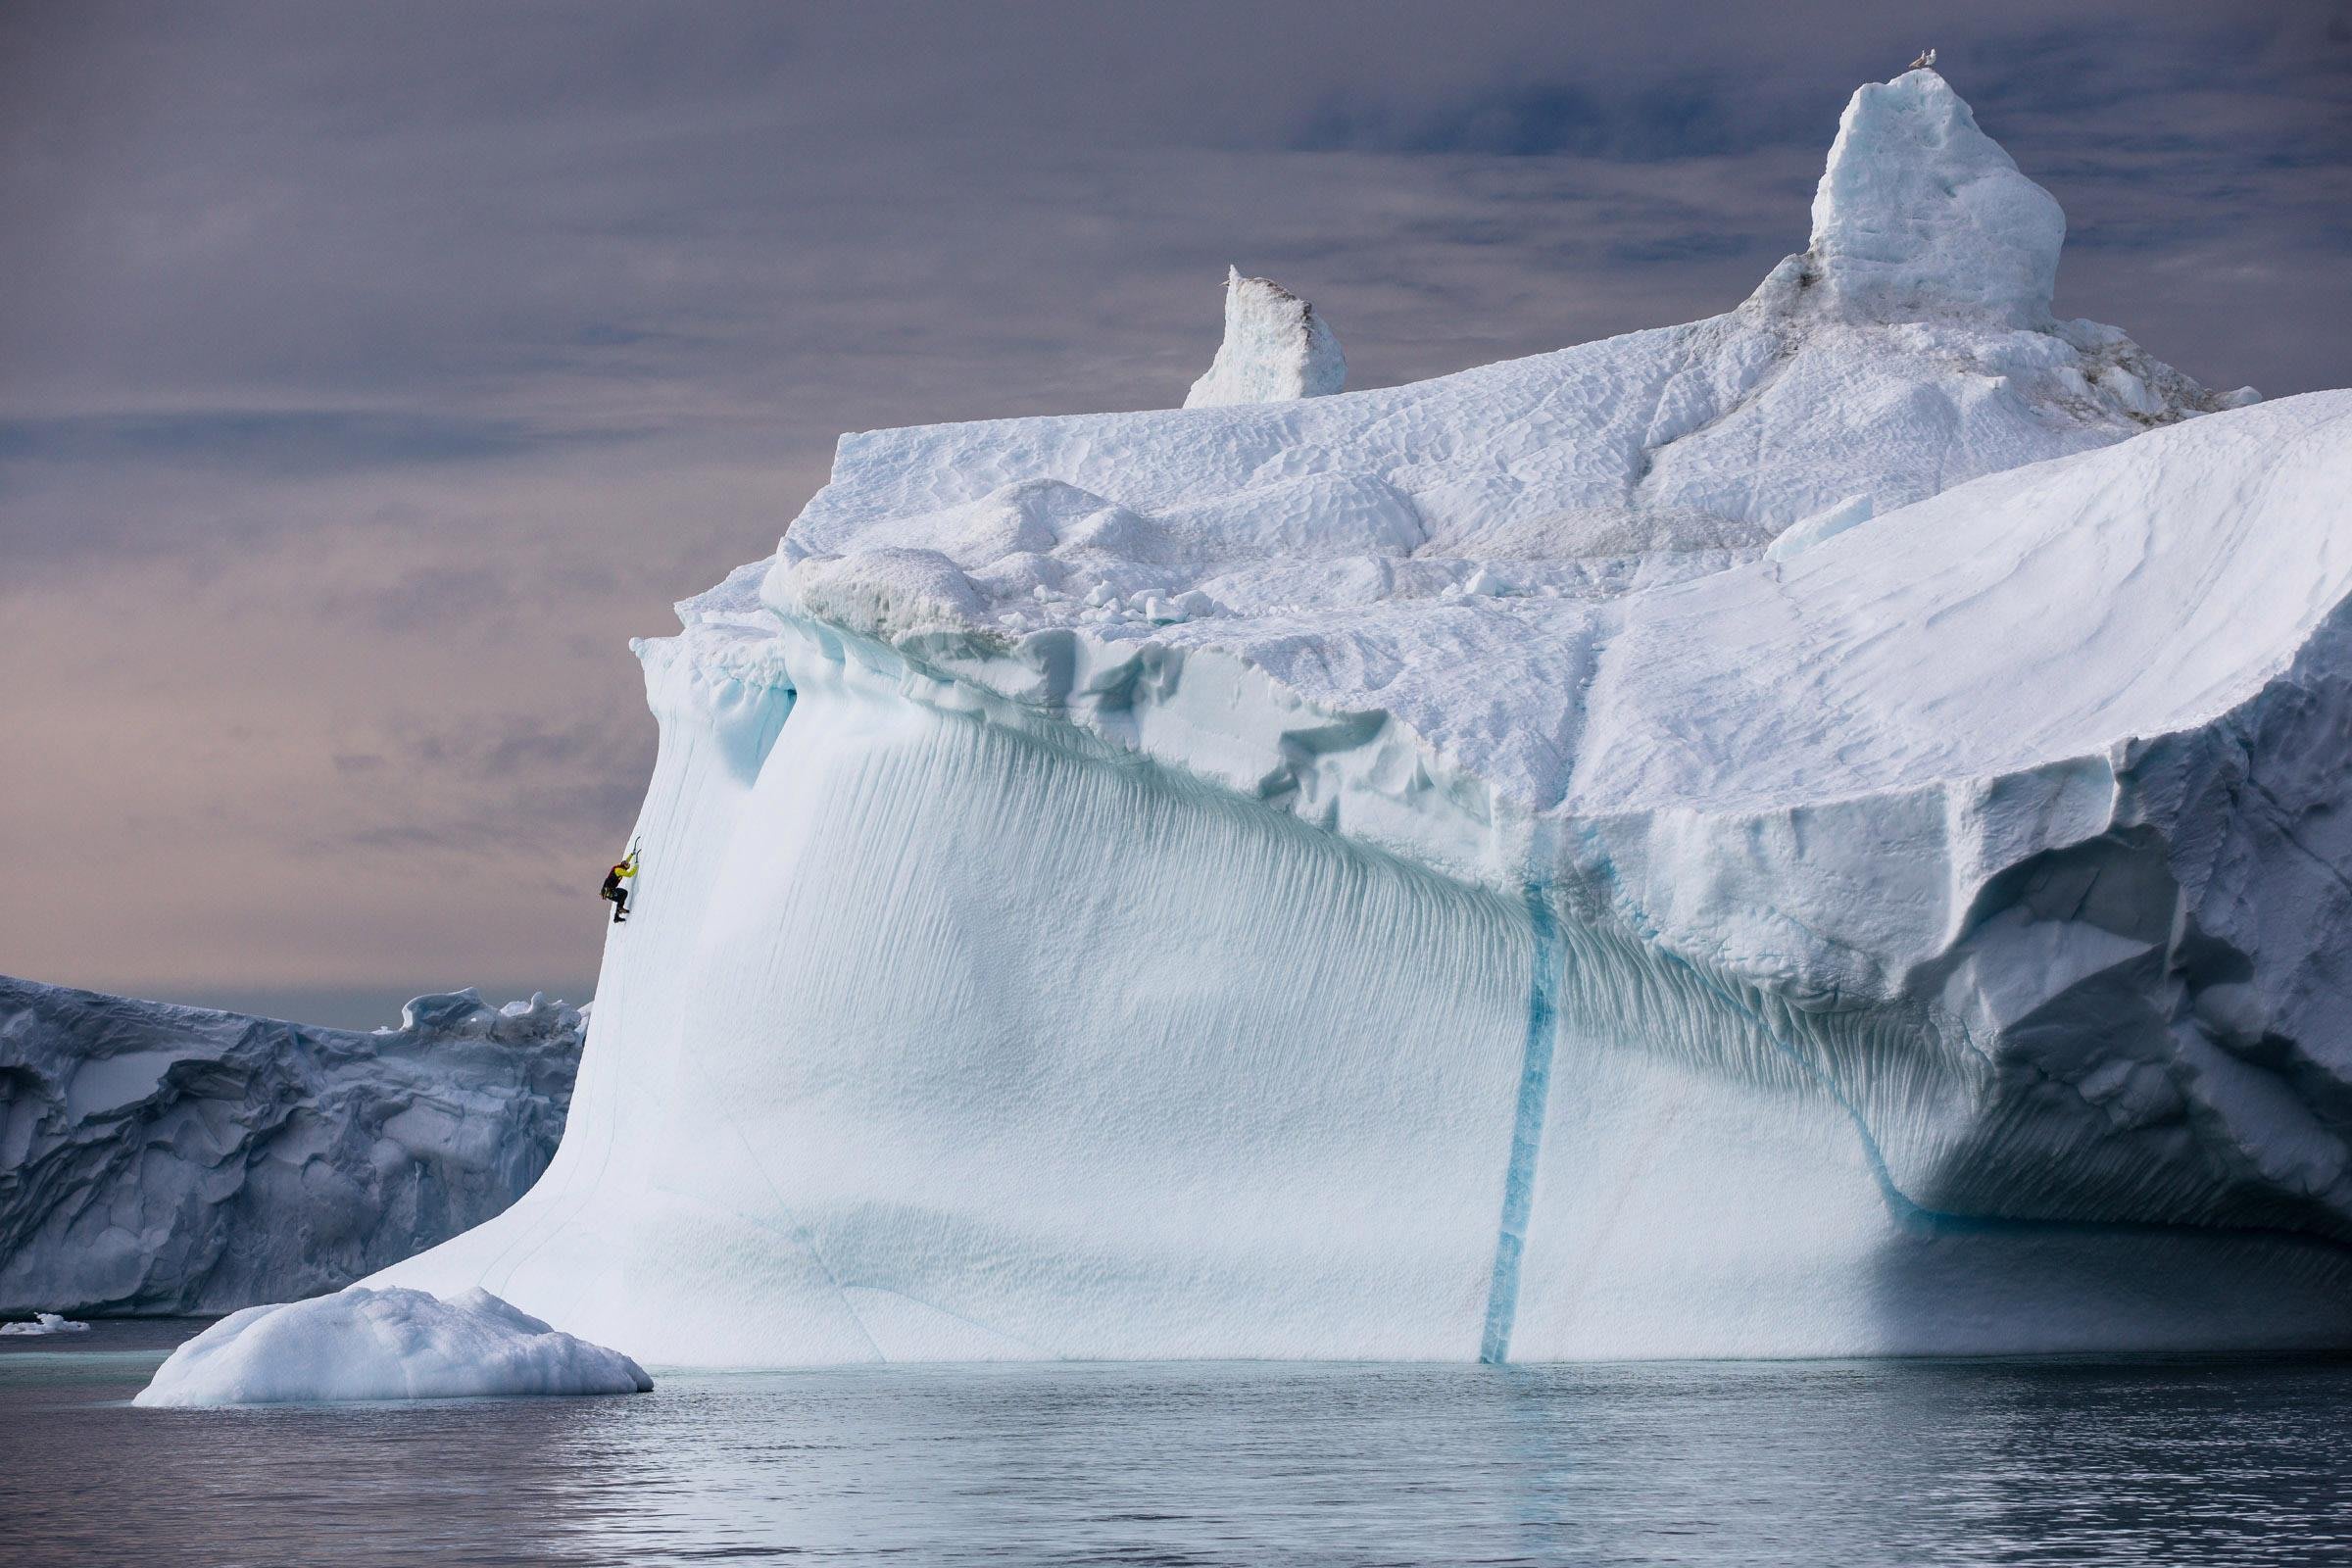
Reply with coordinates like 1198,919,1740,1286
5,1320,2351,1566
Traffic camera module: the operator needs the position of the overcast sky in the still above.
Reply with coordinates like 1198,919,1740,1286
5,1,2347,1026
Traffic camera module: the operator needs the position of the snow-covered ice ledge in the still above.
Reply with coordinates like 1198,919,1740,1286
371,71,2352,1361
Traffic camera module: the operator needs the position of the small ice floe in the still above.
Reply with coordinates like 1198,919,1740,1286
0,1312,91,1336
133,1285,651,1407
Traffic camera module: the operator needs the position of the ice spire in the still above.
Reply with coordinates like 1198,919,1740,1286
1780,68,2064,327
1183,267,1347,409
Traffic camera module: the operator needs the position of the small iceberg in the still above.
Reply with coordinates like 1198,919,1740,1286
133,1285,651,1407
0,1312,91,1336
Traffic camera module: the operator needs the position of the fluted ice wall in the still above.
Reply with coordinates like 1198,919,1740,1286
380,612,2352,1362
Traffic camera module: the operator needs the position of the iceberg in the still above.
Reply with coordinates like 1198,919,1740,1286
0,976,583,1315
374,71,2352,1362
0,1312,90,1337
133,1286,649,1406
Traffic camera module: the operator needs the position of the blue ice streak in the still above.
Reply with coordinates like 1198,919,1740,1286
1481,882,1561,1365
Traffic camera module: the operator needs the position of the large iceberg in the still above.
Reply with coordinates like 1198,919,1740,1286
0,977,583,1315
376,71,2352,1362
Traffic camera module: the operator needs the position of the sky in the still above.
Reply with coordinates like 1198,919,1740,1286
4,1,2348,1027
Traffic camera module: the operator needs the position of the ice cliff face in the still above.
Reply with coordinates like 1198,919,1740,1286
376,72,2352,1363
1184,267,1346,408
0,977,582,1315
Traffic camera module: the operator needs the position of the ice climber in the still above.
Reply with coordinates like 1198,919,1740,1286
602,849,638,924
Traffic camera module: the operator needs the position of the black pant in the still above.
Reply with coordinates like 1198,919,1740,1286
604,884,629,922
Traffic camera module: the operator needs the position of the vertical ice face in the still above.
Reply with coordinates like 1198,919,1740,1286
1183,267,1347,408
1799,69,2065,326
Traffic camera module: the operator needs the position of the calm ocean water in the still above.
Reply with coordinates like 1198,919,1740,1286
5,1320,2351,1566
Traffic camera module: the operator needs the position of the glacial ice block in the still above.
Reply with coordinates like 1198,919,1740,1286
371,71,2352,1362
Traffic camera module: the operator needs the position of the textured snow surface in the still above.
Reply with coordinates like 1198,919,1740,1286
760,70,2265,827
0,977,583,1315
771,94,2239,748
133,1286,649,1406
377,72,2352,1362
1184,268,1346,408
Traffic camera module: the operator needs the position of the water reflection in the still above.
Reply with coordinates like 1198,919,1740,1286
6,1328,2351,1565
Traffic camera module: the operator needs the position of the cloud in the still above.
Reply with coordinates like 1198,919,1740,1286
1297,76,1767,161
0,411,621,472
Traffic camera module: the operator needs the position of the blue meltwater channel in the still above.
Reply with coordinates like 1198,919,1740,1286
1480,881,1563,1365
